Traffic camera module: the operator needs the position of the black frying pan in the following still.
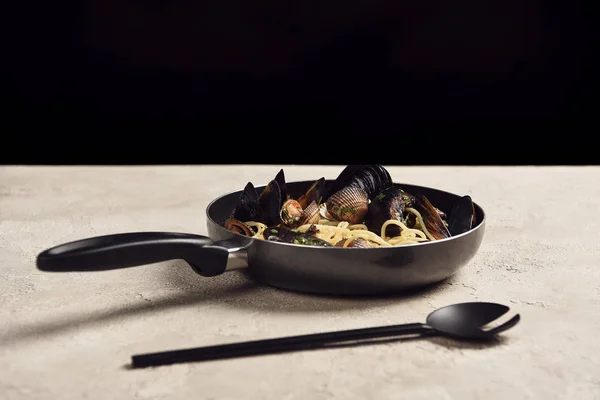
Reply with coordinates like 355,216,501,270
36,180,485,295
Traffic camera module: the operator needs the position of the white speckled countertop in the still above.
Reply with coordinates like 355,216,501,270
1,165,599,400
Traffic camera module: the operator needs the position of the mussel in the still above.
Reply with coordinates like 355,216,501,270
230,168,289,224
225,218,255,236
413,194,451,240
447,195,476,236
231,182,261,222
230,170,329,230
263,225,332,247
365,186,408,237
228,166,477,247
402,191,416,208
296,177,325,209
324,164,393,201
273,169,288,202
229,180,282,226
257,179,284,226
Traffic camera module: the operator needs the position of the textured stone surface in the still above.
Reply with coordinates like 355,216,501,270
1,165,599,400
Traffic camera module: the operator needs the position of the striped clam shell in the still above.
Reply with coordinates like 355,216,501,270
325,186,369,224
298,200,321,226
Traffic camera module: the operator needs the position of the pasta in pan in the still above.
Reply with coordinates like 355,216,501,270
226,165,476,248
241,206,436,247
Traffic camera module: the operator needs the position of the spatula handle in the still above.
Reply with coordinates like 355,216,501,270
131,322,434,368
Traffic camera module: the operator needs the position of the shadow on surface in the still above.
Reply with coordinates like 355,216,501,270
121,331,511,370
2,261,463,345
427,334,511,350
122,334,432,370
157,264,460,313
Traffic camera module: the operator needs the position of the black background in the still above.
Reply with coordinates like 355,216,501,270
4,0,596,165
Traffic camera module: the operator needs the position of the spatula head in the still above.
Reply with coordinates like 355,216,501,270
426,302,520,340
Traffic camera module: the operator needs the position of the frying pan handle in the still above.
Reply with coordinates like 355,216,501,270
36,232,230,277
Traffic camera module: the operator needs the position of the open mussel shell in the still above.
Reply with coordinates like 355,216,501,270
296,177,325,209
447,195,476,236
414,194,451,240
263,225,332,247
360,164,393,198
258,179,284,226
365,186,406,237
274,169,288,201
231,182,260,222
326,186,369,224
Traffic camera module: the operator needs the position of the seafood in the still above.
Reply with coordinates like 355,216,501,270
296,177,325,209
325,185,369,224
365,186,408,237
257,179,284,227
323,164,392,201
412,194,451,240
225,218,254,236
226,165,478,247
280,199,303,227
280,199,321,227
299,201,321,226
230,169,326,230
274,169,288,202
231,182,260,222
263,225,332,247
447,195,476,236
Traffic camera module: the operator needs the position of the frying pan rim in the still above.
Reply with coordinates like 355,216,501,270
206,180,486,250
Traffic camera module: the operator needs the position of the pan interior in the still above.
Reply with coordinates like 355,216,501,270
206,180,485,237
205,180,486,295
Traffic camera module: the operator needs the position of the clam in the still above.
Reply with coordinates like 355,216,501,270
299,200,321,226
326,186,369,224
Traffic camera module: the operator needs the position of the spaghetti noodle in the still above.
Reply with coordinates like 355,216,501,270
243,206,434,247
